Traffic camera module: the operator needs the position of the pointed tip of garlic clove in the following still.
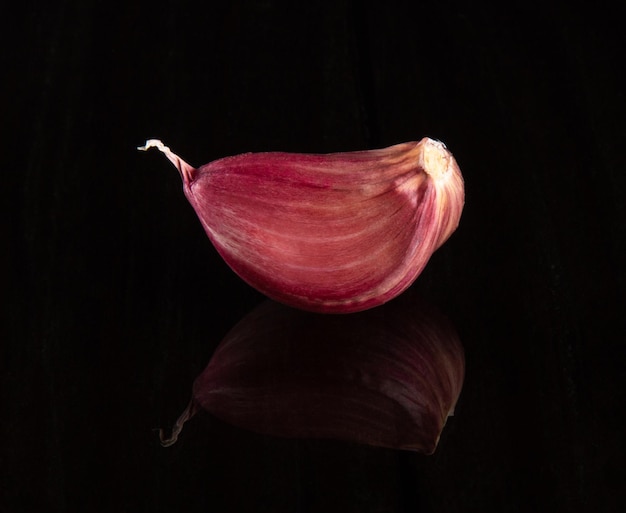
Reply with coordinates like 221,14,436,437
158,399,198,448
138,138,196,185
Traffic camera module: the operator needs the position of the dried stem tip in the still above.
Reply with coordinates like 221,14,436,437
137,139,195,184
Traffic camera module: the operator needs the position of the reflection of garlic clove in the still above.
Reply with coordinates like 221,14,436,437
139,138,464,313
160,294,465,454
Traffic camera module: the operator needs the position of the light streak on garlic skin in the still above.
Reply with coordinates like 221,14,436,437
160,292,464,454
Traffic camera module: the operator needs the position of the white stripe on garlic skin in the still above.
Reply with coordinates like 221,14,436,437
139,137,464,313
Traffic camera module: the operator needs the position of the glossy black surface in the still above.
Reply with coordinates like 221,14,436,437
4,2,625,512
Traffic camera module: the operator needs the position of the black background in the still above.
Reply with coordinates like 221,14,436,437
3,2,625,512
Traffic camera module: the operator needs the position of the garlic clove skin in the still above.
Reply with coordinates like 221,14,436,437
139,138,464,313
160,293,465,453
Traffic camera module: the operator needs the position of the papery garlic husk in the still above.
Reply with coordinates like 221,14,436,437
139,138,464,313
160,292,465,454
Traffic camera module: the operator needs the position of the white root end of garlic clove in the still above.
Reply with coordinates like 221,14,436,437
421,138,452,183
137,139,195,184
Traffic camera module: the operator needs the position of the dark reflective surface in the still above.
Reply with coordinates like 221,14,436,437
4,2,626,512
160,295,463,454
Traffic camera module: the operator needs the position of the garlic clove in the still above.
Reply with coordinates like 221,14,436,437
139,138,464,313
160,293,465,454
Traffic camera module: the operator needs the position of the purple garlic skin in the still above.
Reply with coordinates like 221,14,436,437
139,138,464,313
161,292,465,454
